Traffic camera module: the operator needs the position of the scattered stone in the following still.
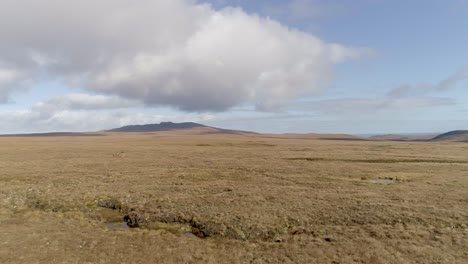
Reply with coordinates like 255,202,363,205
191,227,206,238
97,199,122,210
370,179,396,184
289,227,305,235
189,219,210,238
124,210,140,228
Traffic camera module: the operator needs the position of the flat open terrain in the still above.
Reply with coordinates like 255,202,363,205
1,133,467,263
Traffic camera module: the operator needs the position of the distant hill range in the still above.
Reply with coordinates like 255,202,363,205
106,122,206,132
0,121,466,143
105,122,370,140
370,130,468,142
105,122,256,135
262,133,367,141
369,134,437,141
430,130,468,142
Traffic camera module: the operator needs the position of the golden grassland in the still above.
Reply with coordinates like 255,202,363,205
1,132,467,263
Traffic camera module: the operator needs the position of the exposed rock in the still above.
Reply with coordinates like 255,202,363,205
97,199,122,210
124,210,140,228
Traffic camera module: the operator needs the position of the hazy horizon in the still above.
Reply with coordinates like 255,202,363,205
0,119,453,137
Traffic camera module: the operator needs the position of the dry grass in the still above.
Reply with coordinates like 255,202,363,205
1,133,467,263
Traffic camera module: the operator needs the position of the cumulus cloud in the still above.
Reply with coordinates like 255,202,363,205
0,0,364,111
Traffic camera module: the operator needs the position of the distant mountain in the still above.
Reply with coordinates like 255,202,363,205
105,122,256,135
106,122,207,132
430,130,468,142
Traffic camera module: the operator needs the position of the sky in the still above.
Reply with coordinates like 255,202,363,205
0,0,467,134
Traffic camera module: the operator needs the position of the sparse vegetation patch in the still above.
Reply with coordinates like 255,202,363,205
1,134,467,263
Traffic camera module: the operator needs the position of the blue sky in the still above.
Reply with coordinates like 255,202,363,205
0,0,466,134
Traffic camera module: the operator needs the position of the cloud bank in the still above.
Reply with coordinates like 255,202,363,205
0,94,214,133
0,0,364,111
32,94,141,112
387,66,468,98
293,66,468,115
305,96,455,114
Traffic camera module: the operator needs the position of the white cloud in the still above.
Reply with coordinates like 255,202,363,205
0,0,364,111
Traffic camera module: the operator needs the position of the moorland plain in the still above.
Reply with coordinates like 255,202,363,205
1,132,467,263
